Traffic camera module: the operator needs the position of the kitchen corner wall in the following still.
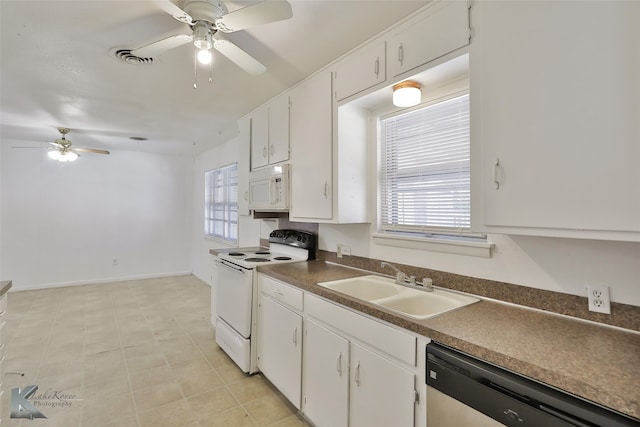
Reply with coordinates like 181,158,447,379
0,145,194,290
320,224,640,308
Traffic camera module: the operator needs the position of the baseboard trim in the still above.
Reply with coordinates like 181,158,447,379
8,271,193,292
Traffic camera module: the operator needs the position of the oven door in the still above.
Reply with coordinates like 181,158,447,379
215,259,254,338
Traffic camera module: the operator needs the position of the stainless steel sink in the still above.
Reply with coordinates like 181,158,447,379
318,275,479,320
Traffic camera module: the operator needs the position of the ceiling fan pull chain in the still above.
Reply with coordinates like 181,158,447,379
208,61,213,84
193,50,198,89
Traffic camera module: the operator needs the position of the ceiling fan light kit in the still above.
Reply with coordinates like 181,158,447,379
48,150,78,162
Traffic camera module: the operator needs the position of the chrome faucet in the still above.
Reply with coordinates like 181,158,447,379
381,262,408,285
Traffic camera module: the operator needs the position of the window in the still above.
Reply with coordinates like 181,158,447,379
205,163,238,243
380,93,471,236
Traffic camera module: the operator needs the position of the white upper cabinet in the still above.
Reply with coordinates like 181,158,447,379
387,0,470,78
289,71,368,224
289,71,334,221
470,1,640,241
334,41,386,102
250,94,290,170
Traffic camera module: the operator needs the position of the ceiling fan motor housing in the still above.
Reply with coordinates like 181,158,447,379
183,0,227,24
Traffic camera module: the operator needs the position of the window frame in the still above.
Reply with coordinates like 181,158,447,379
378,91,474,235
204,163,238,244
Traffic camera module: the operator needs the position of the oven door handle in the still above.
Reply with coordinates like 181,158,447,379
216,259,247,274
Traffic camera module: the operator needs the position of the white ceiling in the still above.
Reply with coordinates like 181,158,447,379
1,0,428,157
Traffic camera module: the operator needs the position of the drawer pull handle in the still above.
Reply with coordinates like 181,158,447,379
493,158,502,190
292,328,298,346
274,289,284,296
336,353,342,376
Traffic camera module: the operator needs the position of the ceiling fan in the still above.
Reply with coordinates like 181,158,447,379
131,0,293,78
48,127,110,162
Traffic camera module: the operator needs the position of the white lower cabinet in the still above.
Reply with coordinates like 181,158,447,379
257,290,303,409
257,276,420,426
303,318,349,427
350,341,415,427
303,294,417,427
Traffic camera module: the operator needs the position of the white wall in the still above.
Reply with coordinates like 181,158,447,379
1,145,193,290
320,223,640,307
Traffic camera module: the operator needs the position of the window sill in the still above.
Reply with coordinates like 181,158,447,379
372,233,494,258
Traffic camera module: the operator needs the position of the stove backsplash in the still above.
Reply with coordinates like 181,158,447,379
260,215,319,255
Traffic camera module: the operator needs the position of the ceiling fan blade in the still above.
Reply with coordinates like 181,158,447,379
74,147,110,155
153,0,192,24
215,1,292,33
213,38,266,76
131,34,192,58
49,142,63,148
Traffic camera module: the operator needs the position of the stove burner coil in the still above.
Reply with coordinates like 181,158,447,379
255,251,271,255
273,256,292,261
244,257,270,262
228,252,245,256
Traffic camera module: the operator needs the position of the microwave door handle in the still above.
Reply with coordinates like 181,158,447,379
270,177,277,205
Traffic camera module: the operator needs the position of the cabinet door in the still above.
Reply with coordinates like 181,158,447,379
303,318,349,427
250,105,269,170
350,342,415,427
471,1,640,239
290,71,334,221
388,0,469,78
257,295,302,409
334,42,386,101
268,95,290,164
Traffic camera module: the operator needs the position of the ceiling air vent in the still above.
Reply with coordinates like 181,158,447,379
110,48,155,65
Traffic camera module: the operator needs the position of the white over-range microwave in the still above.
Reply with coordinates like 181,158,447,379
247,164,289,211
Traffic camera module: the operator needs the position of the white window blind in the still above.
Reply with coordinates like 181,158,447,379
205,163,238,243
380,94,470,234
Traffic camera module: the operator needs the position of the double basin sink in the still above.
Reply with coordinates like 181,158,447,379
318,275,479,320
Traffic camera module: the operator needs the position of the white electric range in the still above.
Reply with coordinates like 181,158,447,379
213,229,316,373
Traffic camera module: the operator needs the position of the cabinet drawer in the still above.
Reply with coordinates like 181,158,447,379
259,275,303,311
305,293,416,366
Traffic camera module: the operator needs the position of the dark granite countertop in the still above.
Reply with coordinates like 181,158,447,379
0,281,12,297
257,260,640,421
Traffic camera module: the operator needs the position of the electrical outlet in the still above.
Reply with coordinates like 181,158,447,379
587,285,611,314
337,244,351,258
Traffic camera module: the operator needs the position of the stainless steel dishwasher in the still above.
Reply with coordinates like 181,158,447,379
426,342,639,427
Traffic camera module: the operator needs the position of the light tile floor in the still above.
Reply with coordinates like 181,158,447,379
1,275,311,427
